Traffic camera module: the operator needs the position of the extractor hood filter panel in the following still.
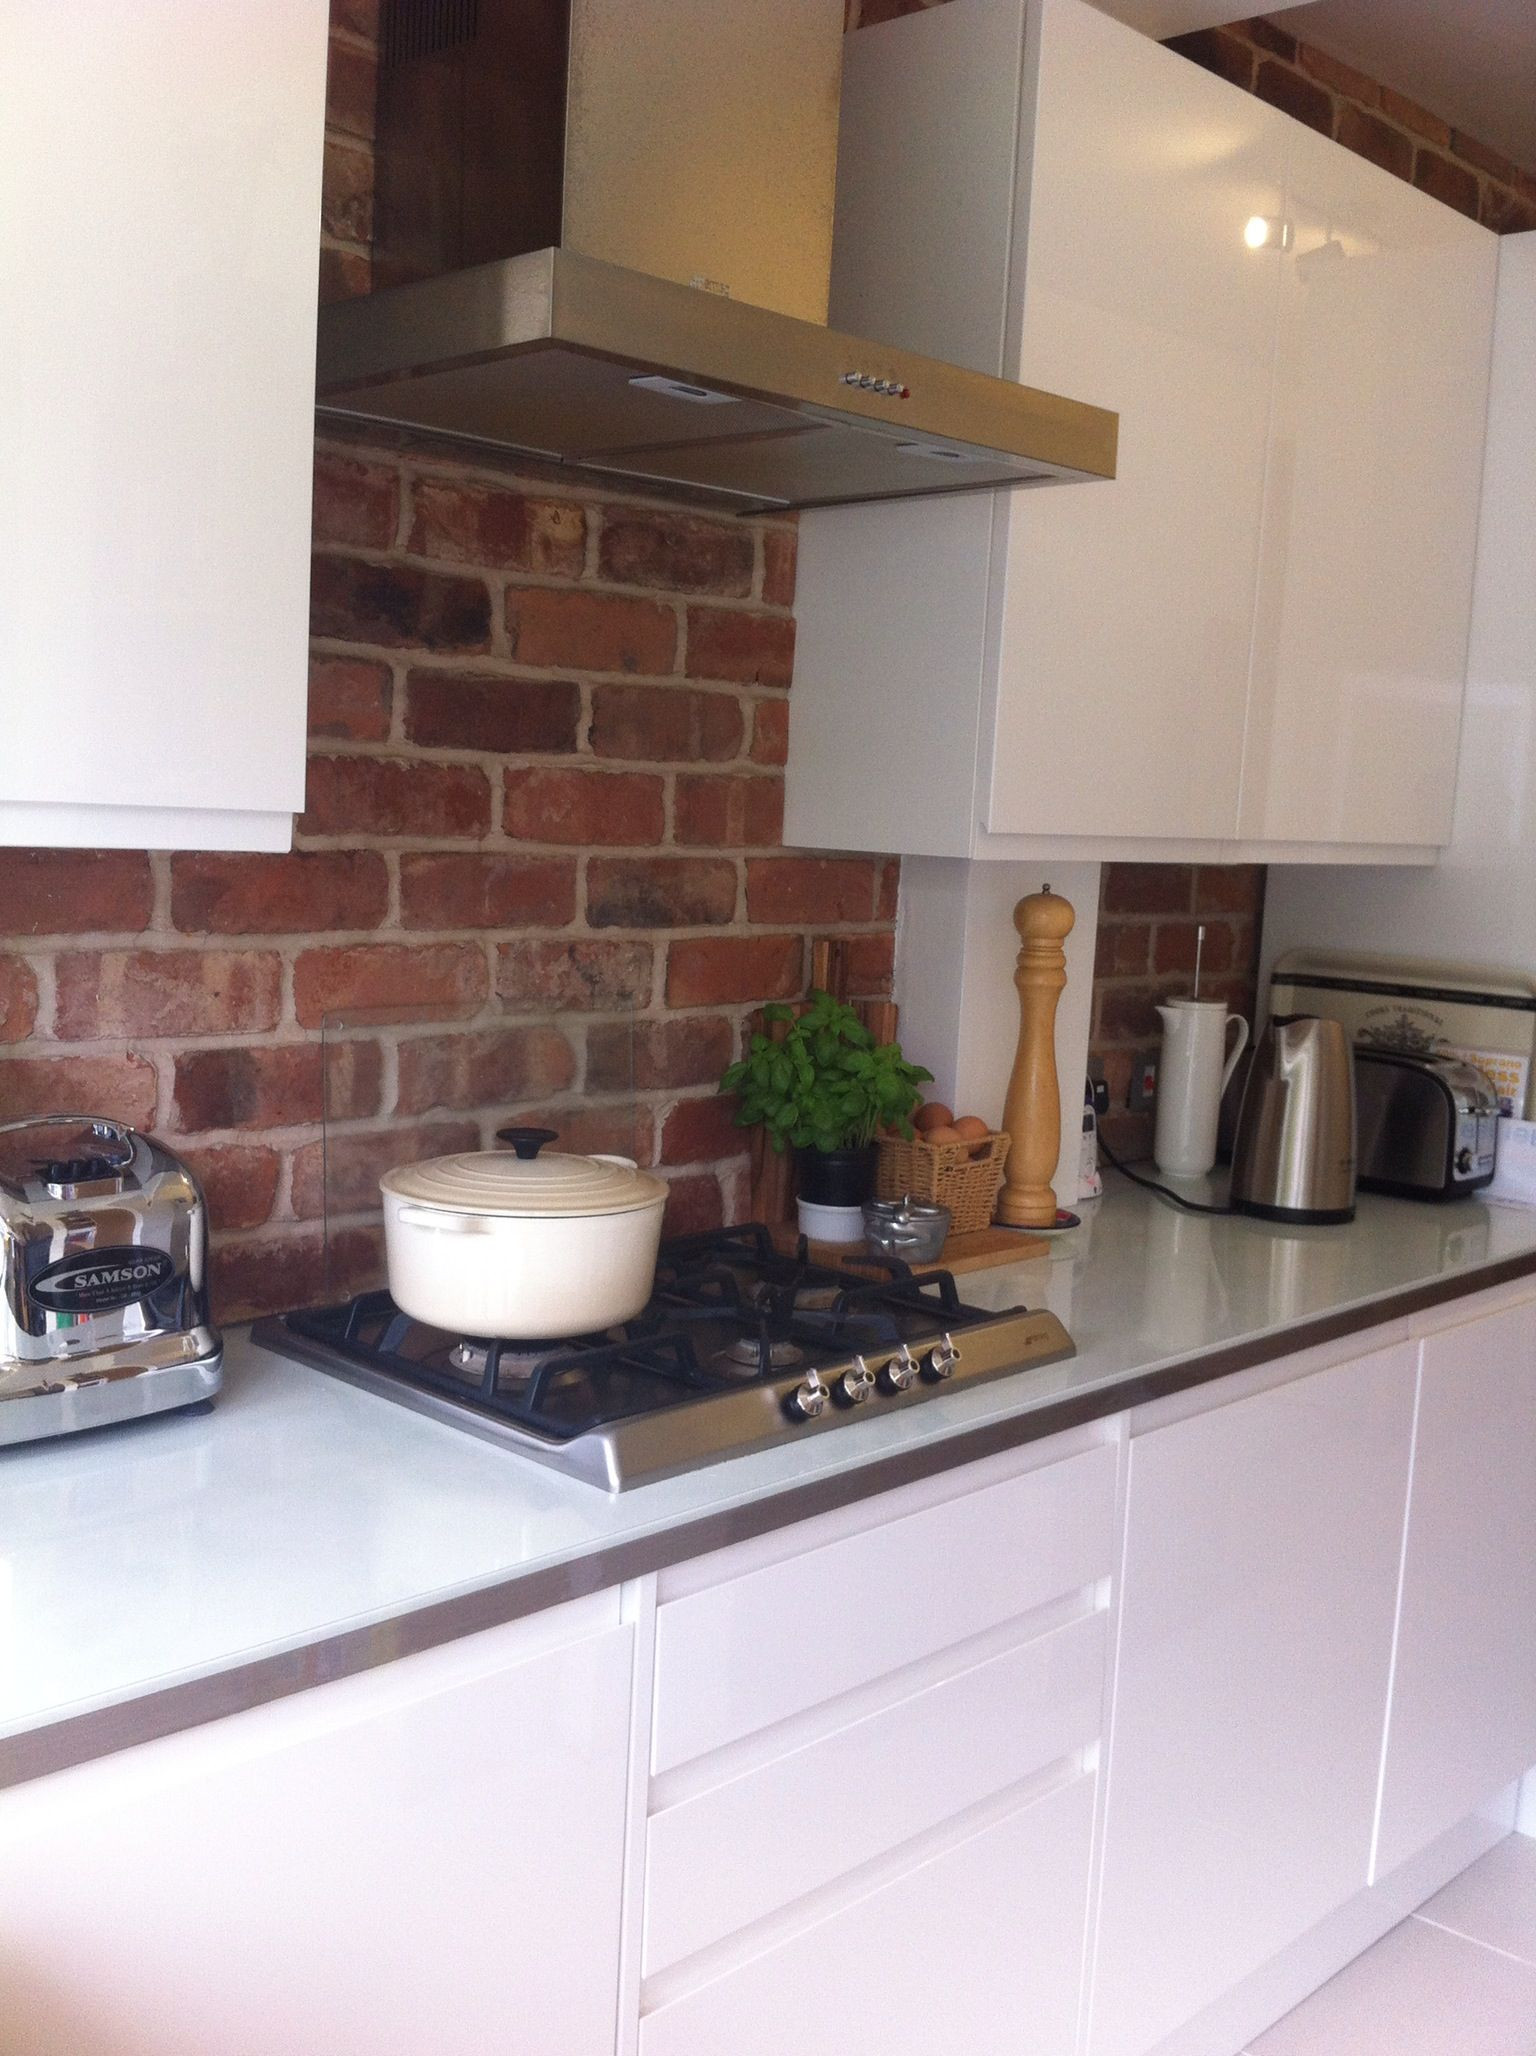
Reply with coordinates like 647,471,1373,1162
317,248,1117,513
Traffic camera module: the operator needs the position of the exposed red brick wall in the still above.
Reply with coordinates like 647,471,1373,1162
1,3,1518,1305
0,2,896,1323
319,1,376,302
0,434,895,1324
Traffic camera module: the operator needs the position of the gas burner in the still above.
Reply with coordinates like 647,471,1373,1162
788,1281,841,1313
717,1334,805,1372
450,1338,543,1383
256,1226,1075,1491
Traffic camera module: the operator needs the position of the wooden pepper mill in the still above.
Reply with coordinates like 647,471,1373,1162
997,885,1075,1229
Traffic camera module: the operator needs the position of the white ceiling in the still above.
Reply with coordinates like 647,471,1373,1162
1265,0,1536,173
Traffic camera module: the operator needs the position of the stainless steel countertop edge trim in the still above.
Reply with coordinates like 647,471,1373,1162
8,1242,1536,1793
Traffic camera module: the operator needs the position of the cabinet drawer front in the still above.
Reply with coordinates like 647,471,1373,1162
651,1442,1117,1774
644,1608,1106,1976
640,1770,1096,2056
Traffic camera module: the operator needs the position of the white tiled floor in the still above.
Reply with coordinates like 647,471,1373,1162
1244,1837,1536,2054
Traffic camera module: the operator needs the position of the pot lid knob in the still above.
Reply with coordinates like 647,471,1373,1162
495,1125,559,1161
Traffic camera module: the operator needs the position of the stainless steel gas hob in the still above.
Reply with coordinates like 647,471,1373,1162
255,1224,1074,1490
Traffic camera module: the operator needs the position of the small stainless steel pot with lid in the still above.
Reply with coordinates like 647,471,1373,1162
379,1126,669,1338
862,1194,952,1265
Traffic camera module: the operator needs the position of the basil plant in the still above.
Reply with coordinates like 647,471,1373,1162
721,991,933,1155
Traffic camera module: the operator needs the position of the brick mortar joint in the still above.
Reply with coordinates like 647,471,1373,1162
308,622,785,689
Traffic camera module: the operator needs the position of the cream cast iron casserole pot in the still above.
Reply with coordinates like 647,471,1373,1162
379,1127,669,1338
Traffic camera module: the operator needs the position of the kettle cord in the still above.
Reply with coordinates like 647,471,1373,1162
1096,1128,1237,1217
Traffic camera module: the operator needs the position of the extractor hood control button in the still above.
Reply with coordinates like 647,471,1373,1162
842,371,862,385
837,1356,877,1406
880,1345,920,1394
924,1335,961,1382
786,1370,829,1422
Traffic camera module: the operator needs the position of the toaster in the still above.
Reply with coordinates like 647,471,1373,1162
1354,1049,1500,1201
0,1117,222,1445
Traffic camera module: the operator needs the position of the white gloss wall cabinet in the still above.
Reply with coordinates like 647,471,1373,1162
1238,117,1496,845
1374,1296,1536,1878
0,1601,635,2055
1087,1342,1417,2056
983,0,1280,846
0,2,328,851
786,0,1497,864
1258,232,1536,980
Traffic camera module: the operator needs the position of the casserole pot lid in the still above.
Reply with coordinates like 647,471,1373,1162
381,1147,668,1219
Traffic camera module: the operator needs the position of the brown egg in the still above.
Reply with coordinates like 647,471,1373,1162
952,1115,991,1141
922,1123,963,1145
914,1101,954,1133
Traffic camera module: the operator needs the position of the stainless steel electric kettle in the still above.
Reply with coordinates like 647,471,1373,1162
1230,1015,1357,1224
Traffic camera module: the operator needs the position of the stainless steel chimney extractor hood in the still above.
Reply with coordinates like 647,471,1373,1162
316,0,1117,514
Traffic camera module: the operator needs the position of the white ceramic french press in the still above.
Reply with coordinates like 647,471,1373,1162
1153,928,1250,1179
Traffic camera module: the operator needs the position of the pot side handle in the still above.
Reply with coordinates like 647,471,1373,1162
393,1206,497,1234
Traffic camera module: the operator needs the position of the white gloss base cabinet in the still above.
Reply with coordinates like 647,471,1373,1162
0,2,327,852
0,1597,636,2056
636,1435,1119,2056
1087,1342,1418,2056
1374,1296,1536,1878
5,1289,1536,2056
786,0,1496,864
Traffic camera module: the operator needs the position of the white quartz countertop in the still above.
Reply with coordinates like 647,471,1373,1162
7,1178,1536,1778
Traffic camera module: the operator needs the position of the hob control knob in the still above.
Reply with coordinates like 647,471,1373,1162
786,1370,830,1422
881,1345,921,1394
838,1356,876,1406
924,1334,962,1382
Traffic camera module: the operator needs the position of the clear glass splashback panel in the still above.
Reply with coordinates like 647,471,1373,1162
319,1002,637,1307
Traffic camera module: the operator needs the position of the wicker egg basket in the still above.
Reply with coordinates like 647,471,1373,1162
875,1130,1010,1235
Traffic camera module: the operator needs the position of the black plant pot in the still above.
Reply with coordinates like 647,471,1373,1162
795,1144,878,1208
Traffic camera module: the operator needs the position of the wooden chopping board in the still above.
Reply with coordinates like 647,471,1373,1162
769,1224,1050,1275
